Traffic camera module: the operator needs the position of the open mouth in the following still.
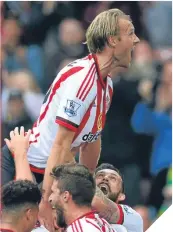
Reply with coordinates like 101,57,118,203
99,183,110,195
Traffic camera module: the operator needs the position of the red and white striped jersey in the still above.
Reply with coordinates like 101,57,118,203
27,54,113,169
66,211,116,232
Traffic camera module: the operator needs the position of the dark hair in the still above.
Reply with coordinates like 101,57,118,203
1,180,42,211
51,164,96,207
95,163,125,193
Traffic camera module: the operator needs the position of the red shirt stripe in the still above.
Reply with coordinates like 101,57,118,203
56,119,77,132
39,66,84,125
85,219,102,231
77,220,84,232
74,221,80,232
117,204,124,224
77,63,95,99
81,70,96,101
91,80,102,134
71,223,76,232
72,98,95,142
92,54,106,89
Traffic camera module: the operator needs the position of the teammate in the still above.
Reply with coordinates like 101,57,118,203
93,163,143,232
49,163,117,232
0,180,41,232
2,8,140,230
5,128,140,232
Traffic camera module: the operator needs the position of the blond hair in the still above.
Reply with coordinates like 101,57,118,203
86,9,129,53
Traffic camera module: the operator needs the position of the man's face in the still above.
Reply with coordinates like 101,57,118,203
2,19,21,46
49,180,67,228
95,169,123,202
112,18,140,69
8,98,24,119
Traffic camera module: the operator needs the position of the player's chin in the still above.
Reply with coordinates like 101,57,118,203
117,64,129,70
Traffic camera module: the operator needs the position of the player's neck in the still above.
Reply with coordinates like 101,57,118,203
0,216,23,232
65,205,92,225
0,222,18,232
95,51,116,79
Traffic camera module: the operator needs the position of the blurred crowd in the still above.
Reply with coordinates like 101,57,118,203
1,1,172,231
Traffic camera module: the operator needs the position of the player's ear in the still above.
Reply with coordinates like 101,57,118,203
118,193,125,202
107,36,118,48
62,191,71,203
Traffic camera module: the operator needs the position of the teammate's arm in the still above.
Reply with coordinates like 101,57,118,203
79,136,101,173
92,186,122,224
4,127,33,182
39,126,76,232
41,125,76,201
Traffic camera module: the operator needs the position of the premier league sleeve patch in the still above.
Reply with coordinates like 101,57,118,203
64,100,81,117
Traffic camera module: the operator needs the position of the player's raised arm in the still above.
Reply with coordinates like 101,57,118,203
4,127,33,182
92,186,121,224
41,125,76,201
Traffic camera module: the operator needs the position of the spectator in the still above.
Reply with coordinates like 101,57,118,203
99,70,153,206
1,180,41,232
131,60,172,176
43,18,87,88
2,18,44,87
125,40,158,81
131,60,172,212
2,70,44,122
141,2,172,49
1,89,33,147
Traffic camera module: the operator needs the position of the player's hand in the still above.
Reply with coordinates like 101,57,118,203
4,126,31,156
39,200,55,232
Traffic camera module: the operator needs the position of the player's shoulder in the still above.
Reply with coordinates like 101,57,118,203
120,204,143,232
120,204,136,214
68,220,100,232
59,55,95,77
70,216,101,232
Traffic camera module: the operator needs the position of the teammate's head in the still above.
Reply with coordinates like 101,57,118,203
49,163,96,228
95,163,125,202
86,9,140,68
1,180,41,232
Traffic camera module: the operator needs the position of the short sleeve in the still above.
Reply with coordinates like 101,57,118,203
56,64,97,132
118,205,143,232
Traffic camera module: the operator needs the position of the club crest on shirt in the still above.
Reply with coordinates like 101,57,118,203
97,113,102,130
64,100,81,117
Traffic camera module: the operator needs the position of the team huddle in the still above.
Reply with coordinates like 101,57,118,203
1,9,143,232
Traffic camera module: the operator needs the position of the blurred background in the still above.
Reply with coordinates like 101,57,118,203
0,1,172,230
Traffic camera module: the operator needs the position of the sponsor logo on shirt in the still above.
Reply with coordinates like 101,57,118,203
82,131,101,142
123,205,133,215
64,100,81,117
